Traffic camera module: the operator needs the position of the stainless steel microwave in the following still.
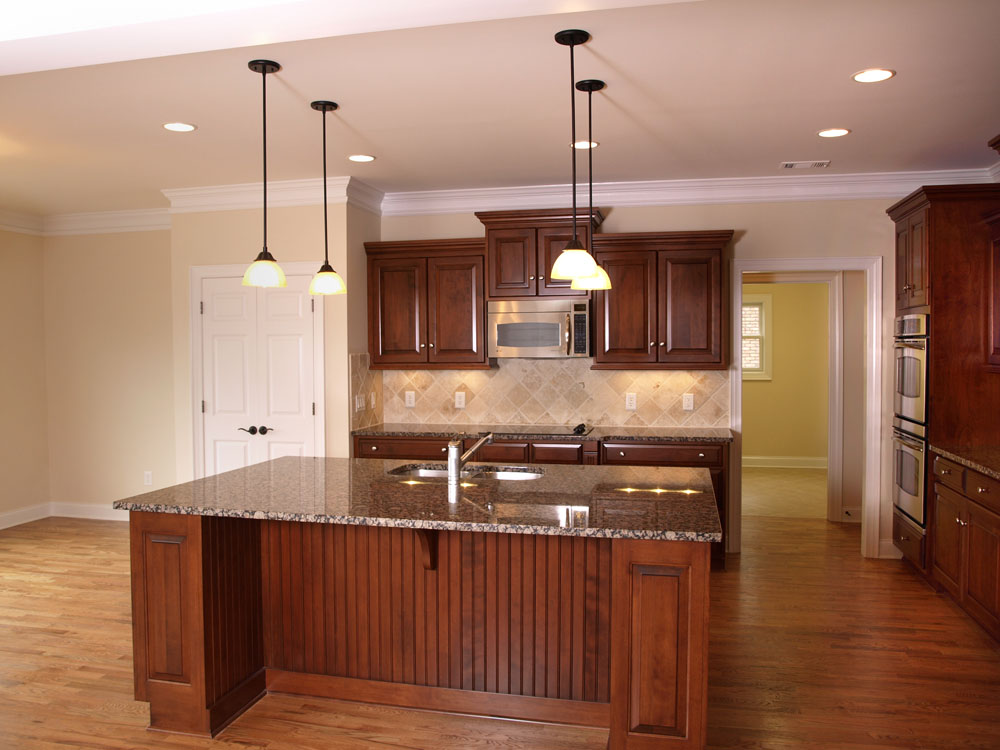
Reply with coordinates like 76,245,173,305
487,300,590,358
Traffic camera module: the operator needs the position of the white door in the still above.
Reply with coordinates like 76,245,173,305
201,275,318,476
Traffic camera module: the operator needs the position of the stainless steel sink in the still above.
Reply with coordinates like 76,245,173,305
388,464,543,481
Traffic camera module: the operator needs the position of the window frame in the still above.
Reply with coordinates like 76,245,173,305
741,293,773,381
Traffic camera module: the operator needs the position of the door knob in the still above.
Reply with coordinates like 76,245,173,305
258,426,273,435
238,426,258,435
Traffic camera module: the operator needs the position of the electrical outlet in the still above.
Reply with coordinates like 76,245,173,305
625,392,637,411
682,393,695,411
369,392,376,409
405,390,415,408
143,471,152,486
454,391,466,409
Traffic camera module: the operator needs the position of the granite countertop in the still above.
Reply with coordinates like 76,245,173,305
352,423,734,443
929,444,1000,481
113,457,721,542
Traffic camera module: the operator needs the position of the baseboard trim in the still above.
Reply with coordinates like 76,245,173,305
742,456,828,469
0,503,51,531
879,539,905,560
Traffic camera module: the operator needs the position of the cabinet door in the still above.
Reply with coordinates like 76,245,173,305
368,257,427,365
657,249,723,366
427,256,486,365
907,210,929,308
964,501,1000,632
537,225,589,297
593,251,657,364
932,485,965,600
487,228,536,297
894,220,910,311
989,232,1000,368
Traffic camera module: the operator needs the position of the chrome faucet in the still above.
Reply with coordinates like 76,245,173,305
447,433,493,486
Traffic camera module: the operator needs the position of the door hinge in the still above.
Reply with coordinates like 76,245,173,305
311,299,315,312
312,402,316,415
201,400,205,413
200,301,204,314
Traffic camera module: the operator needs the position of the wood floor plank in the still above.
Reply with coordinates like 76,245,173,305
1,516,999,749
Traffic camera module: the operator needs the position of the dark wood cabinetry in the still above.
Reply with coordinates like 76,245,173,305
591,232,732,370
930,456,1000,640
476,208,602,298
986,209,1000,371
366,239,490,370
353,434,599,464
893,209,929,311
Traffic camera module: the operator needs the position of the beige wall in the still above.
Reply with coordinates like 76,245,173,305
0,230,49,515
842,270,866,519
43,230,175,507
742,282,829,460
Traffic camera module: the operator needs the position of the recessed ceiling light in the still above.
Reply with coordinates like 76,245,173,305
818,128,851,138
572,140,599,150
853,68,895,83
348,154,375,163
163,122,197,132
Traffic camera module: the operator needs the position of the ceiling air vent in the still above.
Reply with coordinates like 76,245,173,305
781,160,831,169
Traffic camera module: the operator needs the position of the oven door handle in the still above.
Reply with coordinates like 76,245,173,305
894,340,926,351
893,434,924,453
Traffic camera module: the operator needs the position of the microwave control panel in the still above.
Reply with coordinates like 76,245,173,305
573,304,588,354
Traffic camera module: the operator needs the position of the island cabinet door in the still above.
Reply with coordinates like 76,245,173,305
610,539,710,750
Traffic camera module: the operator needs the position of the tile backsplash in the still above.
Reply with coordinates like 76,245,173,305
381,359,730,427
349,352,384,430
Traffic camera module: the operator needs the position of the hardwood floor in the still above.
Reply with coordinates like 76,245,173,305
1,516,999,749
741,467,828,518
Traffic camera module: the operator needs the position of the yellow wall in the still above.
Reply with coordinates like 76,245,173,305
0,230,49,515
43,231,175,506
742,282,829,460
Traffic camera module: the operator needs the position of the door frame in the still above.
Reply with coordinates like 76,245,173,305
739,271,844,523
190,263,326,480
730,256,883,558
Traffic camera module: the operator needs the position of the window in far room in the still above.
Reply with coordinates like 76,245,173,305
742,293,772,380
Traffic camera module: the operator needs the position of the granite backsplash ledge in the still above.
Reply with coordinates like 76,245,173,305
381,359,730,427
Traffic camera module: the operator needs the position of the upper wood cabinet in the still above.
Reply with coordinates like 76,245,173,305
591,231,733,370
366,239,490,369
476,208,603,298
894,208,929,311
986,208,1000,371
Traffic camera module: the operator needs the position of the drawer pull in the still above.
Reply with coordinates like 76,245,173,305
940,468,952,475
898,535,910,542
441,447,447,452
371,445,378,451
977,486,989,494
698,452,705,457
619,451,626,457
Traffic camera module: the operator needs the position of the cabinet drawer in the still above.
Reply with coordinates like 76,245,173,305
530,443,584,464
967,470,1000,516
468,440,529,463
356,437,451,460
602,443,722,466
892,508,925,568
932,456,965,493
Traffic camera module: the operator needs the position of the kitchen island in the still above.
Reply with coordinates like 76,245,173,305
113,457,721,748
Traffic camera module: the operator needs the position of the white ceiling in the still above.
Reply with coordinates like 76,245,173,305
1,0,998,216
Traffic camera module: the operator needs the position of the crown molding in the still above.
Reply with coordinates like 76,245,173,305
162,176,383,215
381,166,1000,216
43,208,171,236
0,208,44,235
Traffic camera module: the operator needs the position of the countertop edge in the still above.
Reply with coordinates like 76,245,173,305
352,425,734,443
111,501,721,542
929,445,1000,482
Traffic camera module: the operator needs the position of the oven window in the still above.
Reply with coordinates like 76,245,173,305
897,353,923,398
496,321,561,349
895,446,920,496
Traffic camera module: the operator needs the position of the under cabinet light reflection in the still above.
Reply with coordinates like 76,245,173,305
615,487,702,495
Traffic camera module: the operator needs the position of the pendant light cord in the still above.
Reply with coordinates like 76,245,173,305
587,88,593,224
261,67,268,253
569,42,578,244
322,109,329,264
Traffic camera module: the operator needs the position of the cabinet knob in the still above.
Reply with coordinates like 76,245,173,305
941,468,951,475
960,520,969,527
698,453,705,457
955,516,962,525
898,535,910,542
619,451,626,457
978,486,989,493
371,445,378,451
539,275,544,281
429,343,434,348
649,341,655,347
441,447,447,452
659,342,665,346
530,275,535,280
420,343,426,348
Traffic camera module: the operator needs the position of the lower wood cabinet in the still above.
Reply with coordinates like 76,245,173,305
354,436,452,460
931,477,1000,639
353,435,599,465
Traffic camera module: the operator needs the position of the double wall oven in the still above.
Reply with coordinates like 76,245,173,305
892,314,928,528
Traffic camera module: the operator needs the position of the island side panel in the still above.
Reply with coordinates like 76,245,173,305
129,512,265,736
260,521,613,726
609,539,710,750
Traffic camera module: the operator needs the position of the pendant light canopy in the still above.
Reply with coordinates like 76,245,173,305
571,79,611,291
243,59,287,288
308,100,347,296
550,30,598,281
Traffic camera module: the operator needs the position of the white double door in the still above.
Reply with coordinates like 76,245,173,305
201,274,320,476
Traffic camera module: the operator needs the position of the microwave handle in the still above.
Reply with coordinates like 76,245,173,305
566,314,571,356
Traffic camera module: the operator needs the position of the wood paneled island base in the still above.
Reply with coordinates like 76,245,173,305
118,458,718,748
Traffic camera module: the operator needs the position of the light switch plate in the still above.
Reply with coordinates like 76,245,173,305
625,392,637,411
405,391,415,408
143,471,152,486
682,393,694,411
454,391,466,408
354,394,364,412
369,392,376,409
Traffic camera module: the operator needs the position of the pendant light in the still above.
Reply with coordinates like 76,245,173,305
242,59,287,288
571,79,612,291
308,100,347,296
550,30,598,281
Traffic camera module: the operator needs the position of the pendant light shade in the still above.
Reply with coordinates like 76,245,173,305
570,78,610,291
243,59,286,288
309,100,347,296
550,29,598,282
